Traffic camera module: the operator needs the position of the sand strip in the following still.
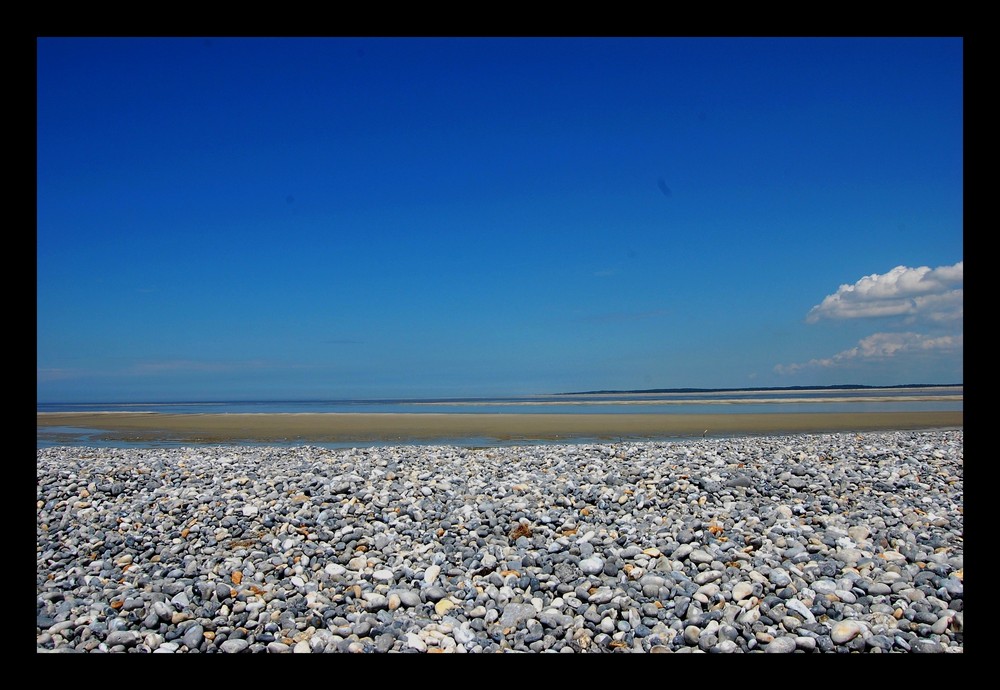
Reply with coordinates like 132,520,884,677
37,411,963,444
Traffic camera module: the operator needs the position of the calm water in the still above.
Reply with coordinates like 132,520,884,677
37,387,963,415
38,387,962,449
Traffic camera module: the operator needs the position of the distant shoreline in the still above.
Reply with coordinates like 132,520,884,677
36,384,964,408
37,410,963,445
555,384,963,396
414,394,962,406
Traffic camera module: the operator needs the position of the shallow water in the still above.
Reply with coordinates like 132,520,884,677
37,388,962,415
37,388,962,450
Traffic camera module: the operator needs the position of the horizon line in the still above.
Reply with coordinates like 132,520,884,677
37,382,964,406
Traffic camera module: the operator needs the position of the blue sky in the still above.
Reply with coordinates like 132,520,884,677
37,37,963,402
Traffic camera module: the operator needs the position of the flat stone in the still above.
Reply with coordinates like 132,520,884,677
765,637,797,653
220,639,250,653
689,549,714,564
731,582,754,602
831,620,866,644
499,603,537,630
105,631,138,647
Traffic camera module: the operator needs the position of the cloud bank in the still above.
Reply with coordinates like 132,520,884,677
806,261,963,324
777,262,963,377
775,331,963,375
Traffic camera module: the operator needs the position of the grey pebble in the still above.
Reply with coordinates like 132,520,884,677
765,637,798,653
499,603,537,629
911,639,945,653
395,589,422,608
689,549,714,564
35,430,963,654
795,636,817,651
182,624,204,649
105,631,138,647
423,586,447,602
220,638,250,653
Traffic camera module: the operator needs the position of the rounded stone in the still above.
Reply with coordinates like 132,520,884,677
220,639,250,653
765,637,797,653
831,620,866,644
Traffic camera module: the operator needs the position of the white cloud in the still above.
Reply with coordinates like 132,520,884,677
775,332,963,374
806,261,963,323
775,261,963,379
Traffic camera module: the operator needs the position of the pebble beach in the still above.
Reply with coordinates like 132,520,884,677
36,429,963,653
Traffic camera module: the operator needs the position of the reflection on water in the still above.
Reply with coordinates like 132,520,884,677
36,434,611,451
37,388,963,416
37,388,962,450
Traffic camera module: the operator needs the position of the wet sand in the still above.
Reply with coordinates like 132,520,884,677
37,410,963,445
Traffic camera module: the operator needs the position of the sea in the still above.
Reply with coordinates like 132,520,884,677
37,386,963,450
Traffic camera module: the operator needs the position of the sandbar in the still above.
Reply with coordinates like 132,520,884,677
37,410,963,445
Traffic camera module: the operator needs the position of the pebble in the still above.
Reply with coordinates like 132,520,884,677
35,430,963,653
831,620,867,644
731,582,754,602
765,637,798,653
434,599,455,616
405,633,427,652
220,639,249,653
182,624,204,649
105,630,137,647
795,636,818,651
